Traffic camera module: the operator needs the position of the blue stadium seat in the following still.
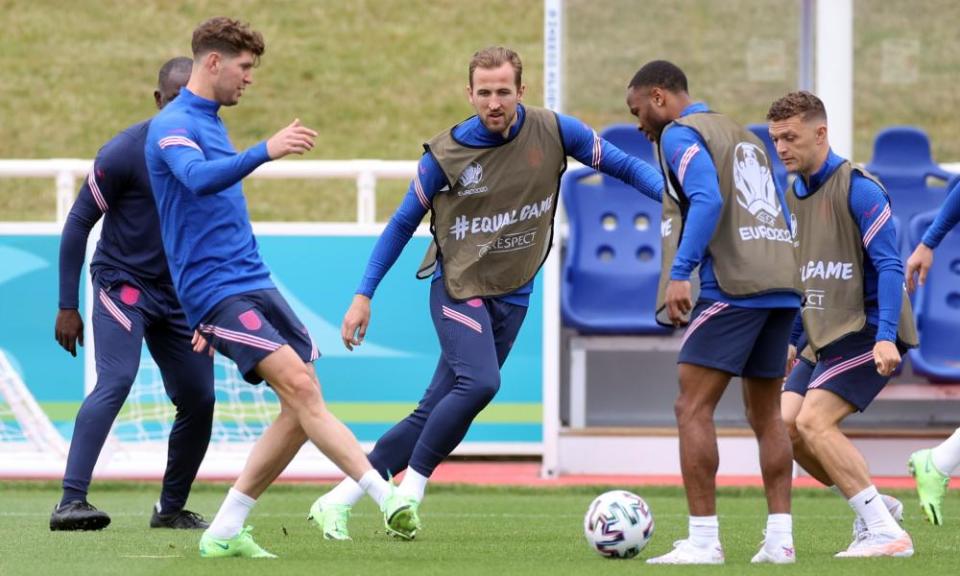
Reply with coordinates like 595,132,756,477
747,123,790,194
906,210,960,382
865,126,956,251
561,159,669,334
597,124,657,183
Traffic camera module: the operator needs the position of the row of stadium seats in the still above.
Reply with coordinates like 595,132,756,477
561,124,960,381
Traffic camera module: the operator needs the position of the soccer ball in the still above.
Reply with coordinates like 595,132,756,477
583,490,654,559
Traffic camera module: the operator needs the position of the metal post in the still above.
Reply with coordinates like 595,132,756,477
56,170,76,224
798,0,815,91
541,0,564,478
356,170,377,224
816,0,853,158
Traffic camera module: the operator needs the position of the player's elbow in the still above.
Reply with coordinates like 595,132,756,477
704,194,724,213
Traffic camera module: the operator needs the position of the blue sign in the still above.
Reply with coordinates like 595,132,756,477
0,230,542,444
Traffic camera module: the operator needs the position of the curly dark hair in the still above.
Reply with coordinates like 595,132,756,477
191,17,265,63
766,91,827,123
628,60,688,93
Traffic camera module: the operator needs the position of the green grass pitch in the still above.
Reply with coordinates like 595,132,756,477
0,482,957,575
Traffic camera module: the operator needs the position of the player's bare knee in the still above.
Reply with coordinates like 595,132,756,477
674,395,707,426
745,403,780,434
279,368,323,407
795,409,827,444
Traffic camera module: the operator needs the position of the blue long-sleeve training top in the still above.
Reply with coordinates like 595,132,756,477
59,121,172,309
144,87,274,328
355,104,664,307
660,102,799,309
793,149,904,342
922,177,960,249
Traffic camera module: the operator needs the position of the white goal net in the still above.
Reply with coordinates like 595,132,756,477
0,349,345,480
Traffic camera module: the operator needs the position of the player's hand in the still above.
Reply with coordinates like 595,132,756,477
341,294,372,351
905,243,934,293
873,340,901,377
664,280,693,327
192,330,213,357
54,309,84,357
266,118,317,159
784,344,797,380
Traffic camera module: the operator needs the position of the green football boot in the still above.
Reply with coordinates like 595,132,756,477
307,498,352,541
908,448,950,526
199,526,277,558
382,490,421,541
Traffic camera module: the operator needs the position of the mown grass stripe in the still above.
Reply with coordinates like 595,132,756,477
40,402,542,423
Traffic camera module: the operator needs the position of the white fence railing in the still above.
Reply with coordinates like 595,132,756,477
0,159,420,224
3,158,959,226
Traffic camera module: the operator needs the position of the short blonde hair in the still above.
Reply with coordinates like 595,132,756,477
469,46,522,88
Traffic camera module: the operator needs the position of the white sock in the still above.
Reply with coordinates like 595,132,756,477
688,515,720,548
206,487,256,539
931,427,960,476
829,484,862,522
358,469,390,507
398,467,429,501
764,514,793,547
849,485,901,535
321,478,366,507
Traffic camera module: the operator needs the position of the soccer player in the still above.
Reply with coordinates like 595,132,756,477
769,91,916,557
626,61,799,565
50,57,214,532
905,177,960,526
307,46,663,541
783,339,905,547
144,17,409,558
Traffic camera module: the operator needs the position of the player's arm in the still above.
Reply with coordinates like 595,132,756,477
556,113,663,202
852,178,903,374
853,179,903,342
661,125,723,281
341,153,444,350
920,177,960,250
56,142,129,356
907,177,960,290
785,310,804,376
150,116,312,196
657,125,723,324
790,310,805,348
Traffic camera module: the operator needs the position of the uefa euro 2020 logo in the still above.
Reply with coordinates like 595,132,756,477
458,162,483,187
733,142,779,226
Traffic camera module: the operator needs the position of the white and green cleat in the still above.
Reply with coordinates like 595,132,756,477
307,498,352,541
199,526,277,558
382,491,421,541
908,448,950,526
